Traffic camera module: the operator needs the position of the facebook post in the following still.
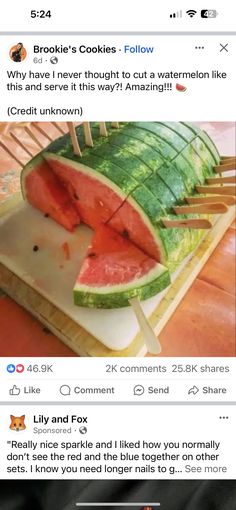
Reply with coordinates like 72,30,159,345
0,1,235,509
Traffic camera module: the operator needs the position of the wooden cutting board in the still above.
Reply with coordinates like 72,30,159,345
0,196,235,356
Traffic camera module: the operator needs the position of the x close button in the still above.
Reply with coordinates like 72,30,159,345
220,43,229,52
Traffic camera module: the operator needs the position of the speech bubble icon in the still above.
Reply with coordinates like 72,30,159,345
59,384,71,396
133,384,145,396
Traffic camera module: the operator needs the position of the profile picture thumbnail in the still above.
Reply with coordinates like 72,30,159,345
9,414,26,431
9,42,27,62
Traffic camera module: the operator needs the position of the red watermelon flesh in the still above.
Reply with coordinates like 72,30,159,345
24,158,80,232
42,156,161,262
78,224,157,286
45,158,126,230
108,199,161,261
73,224,170,308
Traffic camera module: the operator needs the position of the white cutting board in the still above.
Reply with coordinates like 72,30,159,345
0,203,181,350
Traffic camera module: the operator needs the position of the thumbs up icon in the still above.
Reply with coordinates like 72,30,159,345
9,385,21,396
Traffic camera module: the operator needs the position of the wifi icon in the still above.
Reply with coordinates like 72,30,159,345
186,9,197,17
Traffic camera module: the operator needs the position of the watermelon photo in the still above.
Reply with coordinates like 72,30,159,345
21,121,221,309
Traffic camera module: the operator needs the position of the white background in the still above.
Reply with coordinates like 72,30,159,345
1,358,235,403
0,0,236,32
0,35,235,121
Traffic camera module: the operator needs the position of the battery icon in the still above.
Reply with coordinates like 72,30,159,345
201,9,218,17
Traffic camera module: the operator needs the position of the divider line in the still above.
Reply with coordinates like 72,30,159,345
75,504,161,507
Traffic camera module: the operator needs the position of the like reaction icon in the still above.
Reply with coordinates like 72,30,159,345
9,385,21,396
7,364,15,373
7,363,24,373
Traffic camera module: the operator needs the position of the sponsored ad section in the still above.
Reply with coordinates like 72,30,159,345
1,405,234,479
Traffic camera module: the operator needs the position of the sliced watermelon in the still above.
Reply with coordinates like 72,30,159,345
21,121,219,281
121,124,178,161
133,122,188,153
21,155,80,232
74,225,170,308
108,185,193,272
43,152,138,230
90,139,153,182
181,122,221,163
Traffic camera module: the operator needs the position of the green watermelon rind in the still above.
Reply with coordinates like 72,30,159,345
156,121,197,144
84,142,153,184
119,123,217,187
104,126,200,197
104,131,165,173
104,131,198,197
133,122,188,153
181,123,220,164
118,125,178,161
140,173,177,211
73,263,170,308
80,153,139,195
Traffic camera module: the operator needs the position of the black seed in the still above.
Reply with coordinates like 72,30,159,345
33,245,39,252
43,326,50,334
73,193,79,200
122,229,129,239
88,252,97,258
44,213,50,218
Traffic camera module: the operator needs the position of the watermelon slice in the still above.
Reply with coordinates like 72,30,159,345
176,83,187,92
42,153,130,229
21,155,80,232
73,225,170,308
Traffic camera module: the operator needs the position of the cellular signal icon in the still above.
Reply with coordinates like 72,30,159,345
186,9,197,17
170,10,182,18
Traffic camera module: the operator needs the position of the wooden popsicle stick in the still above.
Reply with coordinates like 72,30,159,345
24,126,44,149
32,123,54,142
0,140,24,167
162,218,212,229
214,162,236,173
9,132,34,157
83,122,93,147
66,122,82,157
99,122,108,137
52,122,66,134
129,297,161,354
196,185,236,196
174,203,228,215
207,175,236,185
221,155,236,161
111,122,119,128
220,157,236,165
186,194,236,206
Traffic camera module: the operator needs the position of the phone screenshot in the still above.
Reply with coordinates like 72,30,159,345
0,1,235,509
